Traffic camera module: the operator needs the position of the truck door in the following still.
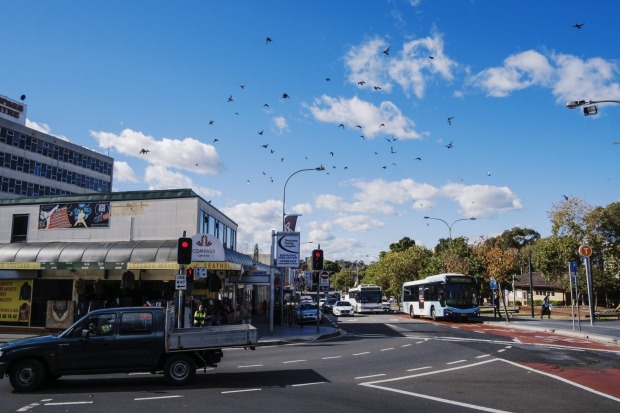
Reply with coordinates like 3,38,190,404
115,311,162,368
55,313,120,373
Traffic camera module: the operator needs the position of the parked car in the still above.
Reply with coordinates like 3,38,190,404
296,302,323,324
332,301,354,317
299,295,314,303
322,297,338,313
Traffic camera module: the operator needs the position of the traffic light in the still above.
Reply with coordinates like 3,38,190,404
186,268,194,282
177,237,193,265
312,249,324,270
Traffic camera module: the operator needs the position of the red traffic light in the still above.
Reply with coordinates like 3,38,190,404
177,237,193,265
181,240,190,248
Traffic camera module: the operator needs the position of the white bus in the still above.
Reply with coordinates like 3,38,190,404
402,273,480,321
346,284,383,313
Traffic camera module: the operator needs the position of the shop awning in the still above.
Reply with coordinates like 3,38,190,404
0,241,273,272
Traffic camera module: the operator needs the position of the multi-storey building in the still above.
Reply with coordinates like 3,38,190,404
0,94,113,199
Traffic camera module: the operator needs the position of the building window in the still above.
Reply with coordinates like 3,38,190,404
11,214,28,243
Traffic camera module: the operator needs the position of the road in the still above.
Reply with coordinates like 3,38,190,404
2,312,619,413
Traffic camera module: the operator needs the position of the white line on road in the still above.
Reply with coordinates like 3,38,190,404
292,382,326,387
237,364,264,368
380,348,394,351
135,395,183,401
283,359,307,364
222,389,262,394
43,401,94,406
476,354,491,359
401,344,412,347
353,352,370,356
406,366,432,372
446,360,467,365
356,373,386,380
322,356,342,359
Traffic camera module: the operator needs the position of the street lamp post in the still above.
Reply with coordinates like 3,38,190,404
566,99,620,116
424,216,476,240
283,166,325,231
278,166,324,325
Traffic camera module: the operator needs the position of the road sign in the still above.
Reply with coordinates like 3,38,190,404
578,245,592,257
319,271,330,287
489,277,497,290
175,274,187,290
194,267,207,279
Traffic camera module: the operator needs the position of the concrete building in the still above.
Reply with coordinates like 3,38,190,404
0,94,113,199
0,189,270,331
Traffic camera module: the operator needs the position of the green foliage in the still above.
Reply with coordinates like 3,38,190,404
389,237,416,252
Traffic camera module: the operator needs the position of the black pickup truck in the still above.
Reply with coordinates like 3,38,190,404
0,305,258,392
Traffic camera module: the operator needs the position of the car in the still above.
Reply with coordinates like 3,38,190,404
318,298,327,308
322,297,338,313
382,300,391,312
299,295,314,303
332,301,354,317
296,302,323,324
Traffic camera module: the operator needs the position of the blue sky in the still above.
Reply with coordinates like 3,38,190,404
3,0,619,262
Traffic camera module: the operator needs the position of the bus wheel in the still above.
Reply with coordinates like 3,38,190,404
409,306,414,318
431,306,437,321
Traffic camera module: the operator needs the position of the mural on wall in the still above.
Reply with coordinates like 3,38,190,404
39,202,110,229
45,300,75,329
0,280,32,325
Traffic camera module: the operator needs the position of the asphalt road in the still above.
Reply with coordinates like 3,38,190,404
1,313,619,413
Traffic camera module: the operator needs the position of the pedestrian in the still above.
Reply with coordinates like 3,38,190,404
193,304,206,327
493,292,501,319
241,301,252,324
541,293,551,319
204,300,215,326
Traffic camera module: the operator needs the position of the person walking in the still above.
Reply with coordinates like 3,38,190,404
493,292,501,319
193,304,206,327
541,293,551,319
241,301,252,324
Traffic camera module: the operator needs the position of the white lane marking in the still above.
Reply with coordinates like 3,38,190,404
446,359,467,365
380,348,394,351
135,395,183,401
237,364,263,368
322,356,342,359
406,366,432,372
356,373,386,380
360,359,509,413
401,344,412,347
476,354,491,359
498,349,506,353
292,382,326,387
43,401,94,406
499,359,620,403
283,359,307,364
17,402,42,412
222,388,262,394
353,352,370,356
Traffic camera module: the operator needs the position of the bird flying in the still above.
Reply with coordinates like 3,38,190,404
139,148,150,154
265,36,272,44
383,46,390,55
447,116,454,125
445,142,453,149
572,23,584,29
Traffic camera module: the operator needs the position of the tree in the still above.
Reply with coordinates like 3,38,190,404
389,237,416,252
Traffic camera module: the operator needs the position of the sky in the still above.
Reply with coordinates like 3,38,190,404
3,0,619,262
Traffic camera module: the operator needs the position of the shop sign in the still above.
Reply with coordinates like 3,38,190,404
0,280,32,324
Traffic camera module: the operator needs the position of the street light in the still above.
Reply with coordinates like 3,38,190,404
424,216,476,240
566,99,620,116
282,166,325,231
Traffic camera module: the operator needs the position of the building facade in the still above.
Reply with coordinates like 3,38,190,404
0,94,113,199
0,189,270,330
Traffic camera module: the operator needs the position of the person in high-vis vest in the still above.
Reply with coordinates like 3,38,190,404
193,304,206,327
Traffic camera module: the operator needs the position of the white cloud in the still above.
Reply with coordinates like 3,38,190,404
221,199,281,252
144,165,221,198
90,128,224,174
332,214,384,232
292,202,313,215
551,53,620,104
344,37,392,91
272,116,289,134
307,95,422,140
26,119,70,141
441,183,522,218
113,161,140,183
469,50,554,97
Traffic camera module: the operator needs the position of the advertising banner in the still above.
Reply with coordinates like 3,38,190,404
39,202,110,229
276,232,300,268
191,233,225,262
0,280,33,324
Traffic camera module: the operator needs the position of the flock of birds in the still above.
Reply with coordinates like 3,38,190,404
134,23,588,190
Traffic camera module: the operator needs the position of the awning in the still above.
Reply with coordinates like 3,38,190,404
0,241,273,272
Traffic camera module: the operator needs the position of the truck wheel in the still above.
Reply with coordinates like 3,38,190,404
164,355,196,386
9,358,46,392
